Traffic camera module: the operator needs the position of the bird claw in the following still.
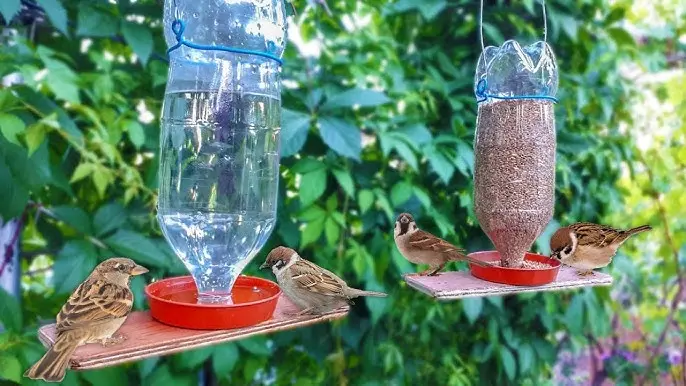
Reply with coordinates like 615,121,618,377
100,334,127,347
577,270,595,277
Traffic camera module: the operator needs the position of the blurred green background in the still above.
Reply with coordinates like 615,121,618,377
0,0,684,385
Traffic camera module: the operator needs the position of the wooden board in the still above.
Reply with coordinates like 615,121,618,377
37,295,348,370
404,265,613,300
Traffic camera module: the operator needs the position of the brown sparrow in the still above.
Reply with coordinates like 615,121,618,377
24,258,148,382
394,213,490,276
550,222,652,276
259,246,387,316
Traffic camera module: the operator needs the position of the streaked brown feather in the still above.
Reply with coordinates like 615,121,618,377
289,259,346,298
408,229,465,255
56,280,133,334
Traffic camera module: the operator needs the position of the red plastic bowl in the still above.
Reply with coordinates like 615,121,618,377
468,251,561,286
145,275,281,330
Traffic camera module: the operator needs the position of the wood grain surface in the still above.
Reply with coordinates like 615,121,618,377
404,265,613,300
37,295,349,370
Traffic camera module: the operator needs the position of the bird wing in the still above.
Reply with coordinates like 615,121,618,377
55,279,133,334
570,222,623,248
288,259,347,298
408,229,465,254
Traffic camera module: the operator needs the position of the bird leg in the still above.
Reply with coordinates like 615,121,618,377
426,264,445,276
285,307,315,317
99,334,127,347
577,270,595,277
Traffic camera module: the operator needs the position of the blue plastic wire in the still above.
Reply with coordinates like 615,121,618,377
475,78,558,104
167,19,283,65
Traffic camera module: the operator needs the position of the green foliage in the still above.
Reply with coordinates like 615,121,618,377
0,0,682,385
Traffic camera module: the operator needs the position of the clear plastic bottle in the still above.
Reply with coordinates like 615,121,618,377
157,0,287,303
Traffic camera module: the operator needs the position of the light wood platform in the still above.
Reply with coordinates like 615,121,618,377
37,295,348,370
404,266,613,300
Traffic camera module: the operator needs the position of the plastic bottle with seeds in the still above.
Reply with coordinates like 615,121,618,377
472,36,559,268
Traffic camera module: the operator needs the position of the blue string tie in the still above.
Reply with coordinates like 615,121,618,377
167,19,283,65
475,78,558,103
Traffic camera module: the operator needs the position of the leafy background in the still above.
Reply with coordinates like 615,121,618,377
0,0,684,385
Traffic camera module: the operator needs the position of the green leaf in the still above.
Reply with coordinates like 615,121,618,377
121,21,153,65
500,347,516,380
0,355,22,383
0,114,25,146
358,189,374,213
174,346,214,370
51,205,93,235
298,205,326,222
281,109,310,157
318,117,361,161
0,158,29,219
299,168,327,206
0,288,21,332
105,229,169,268
80,367,128,386
390,181,413,207
125,120,146,149
332,168,355,197
399,123,432,146
301,217,325,247
237,336,272,356
608,27,635,47
53,240,98,294
564,295,585,335
416,0,447,20
321,88,391,110
93,203,128,237
41,55,80,103
426,150,454,183
292,157,325,174
70,163,95,183
13,86,83,145
0,0,21,24
24,124,47,156
37,0,68,35
461,297,483,324
212,343,239,379
518,343,535,374
77,5,118,37
324,217,339,246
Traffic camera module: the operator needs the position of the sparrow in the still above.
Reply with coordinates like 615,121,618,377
550,222,652,276
394,213,491,276
24,258,148,382
259,246,387,316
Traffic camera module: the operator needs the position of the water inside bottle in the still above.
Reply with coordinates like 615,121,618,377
157,91,280,304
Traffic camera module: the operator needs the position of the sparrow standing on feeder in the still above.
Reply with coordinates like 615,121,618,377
260,246,387,315
24,258,148,382
549,222,652,276
394,213,491,276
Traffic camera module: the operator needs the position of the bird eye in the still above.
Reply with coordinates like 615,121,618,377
274,260,284,268
563,246,572,254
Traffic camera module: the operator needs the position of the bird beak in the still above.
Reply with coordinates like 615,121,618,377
259,262,268,270
131,264,149,276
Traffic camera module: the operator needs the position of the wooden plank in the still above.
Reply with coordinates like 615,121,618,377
404,265,613,300
37,295,348,370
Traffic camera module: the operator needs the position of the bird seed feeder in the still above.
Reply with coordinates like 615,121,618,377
35,0,349,371
406,1,613,299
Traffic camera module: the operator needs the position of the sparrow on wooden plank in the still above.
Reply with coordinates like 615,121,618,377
549,222,652,276
24,258,148,382
260,246,387,316
393,213,491,276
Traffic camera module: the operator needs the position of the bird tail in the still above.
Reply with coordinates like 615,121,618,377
625,225,652,236
448,252,493,267
346,288,388,298
24,333,80,382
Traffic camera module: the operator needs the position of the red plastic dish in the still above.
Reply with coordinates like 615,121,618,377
468,250,561,286
145,275,281,330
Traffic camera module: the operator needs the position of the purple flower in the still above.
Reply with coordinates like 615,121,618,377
599,351,612,362
619,349,636,362
666,349,682,365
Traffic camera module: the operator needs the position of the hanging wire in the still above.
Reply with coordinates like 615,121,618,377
479,0,548,50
